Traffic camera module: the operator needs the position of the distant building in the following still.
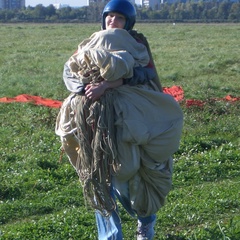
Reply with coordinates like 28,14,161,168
140,0,177,9
87,0,106,4
0,0,25,9
53,3,70,9
141,0,161,9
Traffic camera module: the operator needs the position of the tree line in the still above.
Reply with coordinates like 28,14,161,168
0,1,240,23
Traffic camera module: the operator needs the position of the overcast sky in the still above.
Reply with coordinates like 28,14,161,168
25,0,141,7
25,0,89,7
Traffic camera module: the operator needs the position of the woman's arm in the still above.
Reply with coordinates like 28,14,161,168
63,61,155,93
63,57,156,102
84,65,157,101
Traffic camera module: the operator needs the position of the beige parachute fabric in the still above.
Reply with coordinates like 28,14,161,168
68,29,150,84
55,30,183,217
56,84,183,217
113,84,183,216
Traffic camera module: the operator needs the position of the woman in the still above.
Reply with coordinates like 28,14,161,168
56,1,183,239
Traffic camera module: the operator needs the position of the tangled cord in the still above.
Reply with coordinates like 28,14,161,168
73,90,120,216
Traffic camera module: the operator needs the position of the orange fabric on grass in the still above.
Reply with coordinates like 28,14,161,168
0,86,184,108
0,94,62,108
0,86,239,108
162,86,184,102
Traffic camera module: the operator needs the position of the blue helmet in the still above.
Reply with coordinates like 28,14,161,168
102,0,136,31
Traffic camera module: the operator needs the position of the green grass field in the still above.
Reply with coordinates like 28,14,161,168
0,23,239,239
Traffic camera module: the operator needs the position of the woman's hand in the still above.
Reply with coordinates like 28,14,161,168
85,79,123,101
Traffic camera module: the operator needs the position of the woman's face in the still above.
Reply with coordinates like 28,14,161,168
105,12,126,29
